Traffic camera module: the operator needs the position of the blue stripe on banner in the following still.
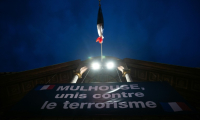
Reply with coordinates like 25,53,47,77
160,102,174,112
35,85,43,90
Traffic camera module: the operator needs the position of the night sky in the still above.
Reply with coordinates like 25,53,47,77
0,0,200,72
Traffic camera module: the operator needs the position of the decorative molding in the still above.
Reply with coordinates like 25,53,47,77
124,58,200,77
191,81,200,92
137,70,147,81
130,68,136,78
7,84,21,96
59,72,70,82
47,74,58,83
22,81,34,92
162,75,173,85
176,78,188,89
149,72,159,81
0,60,80,86
35,77,47,84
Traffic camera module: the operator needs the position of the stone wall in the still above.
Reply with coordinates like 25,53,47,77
0,58,199,119
124,58,200,112
0,60,80,117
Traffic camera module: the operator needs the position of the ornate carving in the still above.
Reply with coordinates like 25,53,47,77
130,68,136,78
47,74,58,83
60,72,70,81
122,69,131,77
35,77,46,84
161,75,173,85
138,70,147,80
22,81,34,92
7,84,21,96
69,70,73,79
176,78,188,89
149,72,159,81
74,72,82,78
191,81,200,92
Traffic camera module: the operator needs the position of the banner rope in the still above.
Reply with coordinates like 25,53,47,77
81,69,90,83
116,68,122,82
46,73,57,84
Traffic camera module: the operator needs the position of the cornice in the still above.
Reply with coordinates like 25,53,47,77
123,58,200,77
0,59,81,85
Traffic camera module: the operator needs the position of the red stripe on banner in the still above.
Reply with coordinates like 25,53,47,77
47,85,55,90
176,102,191,111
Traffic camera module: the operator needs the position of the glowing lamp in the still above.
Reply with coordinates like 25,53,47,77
106,62,114,69
91,62,101,70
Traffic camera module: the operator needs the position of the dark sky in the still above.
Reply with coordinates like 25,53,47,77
0,0,200,72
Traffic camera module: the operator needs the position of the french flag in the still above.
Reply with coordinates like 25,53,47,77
160,102,191,112
35,85,55,90
96,6,104,44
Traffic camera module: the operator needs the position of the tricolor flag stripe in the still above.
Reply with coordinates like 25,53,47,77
160,102,173,112
169,102,182,112
40,85,50,90
47,85,55,90
35,85,55,90
35,85,43,90
177,102,191,111
160,102,191,112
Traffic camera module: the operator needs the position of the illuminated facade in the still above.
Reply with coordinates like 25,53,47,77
0,56,199,119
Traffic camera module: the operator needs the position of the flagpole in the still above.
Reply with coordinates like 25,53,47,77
101,43,102,62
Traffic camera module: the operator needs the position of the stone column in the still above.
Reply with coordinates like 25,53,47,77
71,66,88,83
122,69,132,82
118,66,133,82
71,75,79,83
125,74,131,82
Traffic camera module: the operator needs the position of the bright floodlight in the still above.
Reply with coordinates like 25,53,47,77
91,62,101,70
106,62,114,69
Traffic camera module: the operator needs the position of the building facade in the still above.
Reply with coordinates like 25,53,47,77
0,56,199,119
